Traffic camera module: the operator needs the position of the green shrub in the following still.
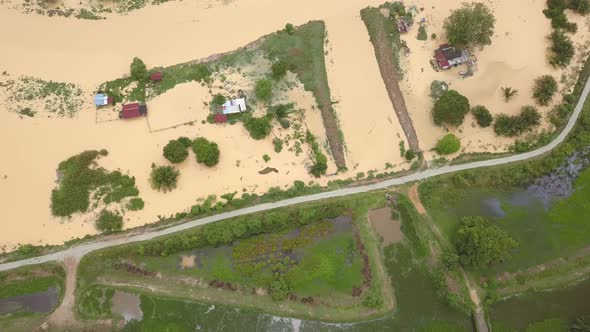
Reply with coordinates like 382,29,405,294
362,289,383,308
417,25,428,40
433,90,470,126
192,137,220,167
268,103,293,118
130,57,147,81
549,30,575,68
443,2,495,48
533,75,558,106
306,131,328,177
404,149,416,161
278,118,290,129
163,140,189,163
273,138,283,153
263,154,270,162
435,134,461,155
96,210,123,232
254,79,273,102
441,250,460,270
271,60,288,80
494,105,541,137
431,33,437,39
126,197,144,211
177,136,192,148
471,105,493,127
285,23,295,35
244,116,272,140
211,94,226,106
150,166,180,192
270,277,290,301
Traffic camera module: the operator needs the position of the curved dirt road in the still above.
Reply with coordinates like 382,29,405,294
1,77,589,272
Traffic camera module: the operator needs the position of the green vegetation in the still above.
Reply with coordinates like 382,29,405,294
96,210,123,232
191,137,220,167
211,94,226,106
404,149,416,161
549,30,575,68
177,136,192,148
472,105,493,127
149,165,180,192
130,57,147,81
494,105,541,137
361,3,404,76
533,75,558,106
51,150,140,217
455,216,519,267
244,116,272,139
262,154,270,162
284,23,295,35
543,0,590,34
433,90,470,126
271,60,288,80
430,80,449,100
254,79,273,102
501,86,518,102
163,139,189,163
435,134,461,155
126,197,145,211
78,286,114,319
273,138,283,153
443,2,496,48
306,131,328,177
417,25,428,41
0,264,65,299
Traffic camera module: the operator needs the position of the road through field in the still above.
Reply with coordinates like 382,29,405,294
1,75,589,272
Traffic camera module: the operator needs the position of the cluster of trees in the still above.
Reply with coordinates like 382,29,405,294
494,106,542,137
433,90,470,126
268,103,293,129
454,216,519,267
244,115,272,140
130,57,147,81
435,133,461,155
544,0,590,34
443,2,495,48
192,137,220,167
471,105,493,127
306,131,328,177
163,138,190,163
149,165,180,192
96,210,123,232
549,25,576,68
136,201,346,256
533,75,558,106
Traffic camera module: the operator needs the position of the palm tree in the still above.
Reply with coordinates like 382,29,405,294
571,316,590,332
501,87,518,102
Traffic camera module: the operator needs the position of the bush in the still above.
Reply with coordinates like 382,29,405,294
130,57,147,81
149,166,180,192
270,277,290,301
192,137,220,167
433,90,470,126
255,79,273,102
443,2,495,48
273,138,283,153
431,33,437,39
244,116,272,139
285,23,295,35
271,60,288,80
417,25,428,40
177,136,192,148
306,131,328,177
435,134,461,155
96,210,123,232
362,289,383,308
441,250,460,270
404,149,416,161
268,103,293,118
126,197,144,211
430,80,449,100
494,105,541,137
533,75,558,106
278,118,290,129
549,30,575,68
471,105,493,127
211,94,226,106
455,216,519,267
263,154,270,162
163,140,189,163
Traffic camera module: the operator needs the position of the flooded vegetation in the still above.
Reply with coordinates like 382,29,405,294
111,291,142,323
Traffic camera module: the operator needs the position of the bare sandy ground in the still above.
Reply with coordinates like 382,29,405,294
0,0,588,249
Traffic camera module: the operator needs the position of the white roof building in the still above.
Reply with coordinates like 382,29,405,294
221,98,247,115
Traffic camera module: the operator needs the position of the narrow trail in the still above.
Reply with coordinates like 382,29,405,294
46,256,79,329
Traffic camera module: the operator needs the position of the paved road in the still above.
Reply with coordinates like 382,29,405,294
1,78,589,273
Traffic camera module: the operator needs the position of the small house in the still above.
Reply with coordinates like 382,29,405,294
150,72,163,82
119,103,147,119
214,114,228,123
94,94,114,107
221,98,247,115
434,44,469,70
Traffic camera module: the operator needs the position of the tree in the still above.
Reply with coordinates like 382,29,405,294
163,140,189,163
549,30,575,68
192,137,220,167
211,94,226,106
501,87,518,102
270,277,290,301
455,216,519,267
254,79,273,102
533,75,558,106
433,90,470,126
404,149,416,161
130,57,147,81
494,105,541,137
285,23,295,35
96,210,123,232
177,136,192,148
150,165,180,192
471,105,493,127
244,116,272,139
435,133,461,155
443,2,495,48
271,60,288,80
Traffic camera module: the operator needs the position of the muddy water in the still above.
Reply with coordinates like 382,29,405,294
368,207,402,246
0,286,59,315
490,278,590,330
111,290,143,323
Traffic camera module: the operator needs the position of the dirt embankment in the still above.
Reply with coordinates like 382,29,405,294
362,9,420,152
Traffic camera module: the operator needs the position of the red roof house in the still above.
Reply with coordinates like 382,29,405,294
434,44,469,70
119,103,147,119
150,72,163,82
214,114,228,123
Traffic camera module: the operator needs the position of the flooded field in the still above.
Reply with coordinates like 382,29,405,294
368,207,402,246
490,278,590,330
0,287,59,315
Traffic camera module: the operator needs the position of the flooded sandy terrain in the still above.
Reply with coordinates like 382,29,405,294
0,0,589,249
368,207,403,246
